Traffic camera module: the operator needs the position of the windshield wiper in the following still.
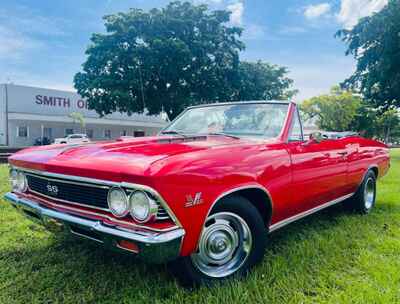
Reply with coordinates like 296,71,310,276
160,130,187,137
207,132,240,139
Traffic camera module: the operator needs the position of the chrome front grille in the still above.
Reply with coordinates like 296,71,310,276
25,172,170,220
26,173,109,210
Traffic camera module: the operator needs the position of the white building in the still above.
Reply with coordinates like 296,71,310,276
0,84,168,147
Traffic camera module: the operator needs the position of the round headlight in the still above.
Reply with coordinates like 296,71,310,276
9,169,19,190
107,187,129,217
17,172,28,192
129,191,158,223
11,171,28,193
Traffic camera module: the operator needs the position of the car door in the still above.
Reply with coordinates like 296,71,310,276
69,135,81,144
75,135,83,144
286,110,349,214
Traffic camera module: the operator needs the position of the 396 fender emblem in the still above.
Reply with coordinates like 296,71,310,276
185,192,203,207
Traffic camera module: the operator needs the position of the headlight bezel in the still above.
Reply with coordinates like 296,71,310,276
107,187,129,218
129,190,158,223
9,169,28,193
9,169,18,190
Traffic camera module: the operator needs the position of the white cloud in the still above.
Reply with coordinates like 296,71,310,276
243,24,265,40
0,25,42,59
202,0,224,3
304,3,331,19
0,6,71,59
192,0,224,5
288,55,356,102
337,0,388,29
227,2,244,25
0,6,68,37
279,26,307,35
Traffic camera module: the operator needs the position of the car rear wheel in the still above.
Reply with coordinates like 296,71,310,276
350,170,377,214
173,195,267,286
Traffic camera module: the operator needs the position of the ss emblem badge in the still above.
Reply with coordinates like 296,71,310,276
46,184,59,196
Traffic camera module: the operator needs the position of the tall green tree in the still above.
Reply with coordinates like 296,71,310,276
74,1,297,120
349,102,377,138
301,86,361,132
234,61,297,101
74,1,244,120
336,0,400,110
376,109,400,143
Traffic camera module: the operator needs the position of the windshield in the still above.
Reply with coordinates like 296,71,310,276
163,103,289,138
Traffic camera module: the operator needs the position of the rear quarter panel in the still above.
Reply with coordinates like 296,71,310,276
343,136,390,193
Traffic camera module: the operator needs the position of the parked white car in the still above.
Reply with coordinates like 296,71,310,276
54,134,90,145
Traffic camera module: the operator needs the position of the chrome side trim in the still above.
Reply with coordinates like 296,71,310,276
12,166,181,228
269,193,354,233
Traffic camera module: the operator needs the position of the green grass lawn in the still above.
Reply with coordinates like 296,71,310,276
1,150,399,304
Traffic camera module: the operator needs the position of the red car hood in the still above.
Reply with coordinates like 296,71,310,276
9,136,251,181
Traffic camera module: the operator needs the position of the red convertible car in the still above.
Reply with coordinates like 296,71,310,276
4,101,390,285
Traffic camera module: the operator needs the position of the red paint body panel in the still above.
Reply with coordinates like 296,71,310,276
8,103,390,257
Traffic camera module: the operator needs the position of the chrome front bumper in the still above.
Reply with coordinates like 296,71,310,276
3,192,185,263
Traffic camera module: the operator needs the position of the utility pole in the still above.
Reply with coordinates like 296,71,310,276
5,83,9,146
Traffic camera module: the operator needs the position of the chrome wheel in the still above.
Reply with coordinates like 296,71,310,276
191,212,252,278
364,177,375,209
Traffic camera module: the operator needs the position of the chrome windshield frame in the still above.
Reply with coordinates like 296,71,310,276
160,101,291,139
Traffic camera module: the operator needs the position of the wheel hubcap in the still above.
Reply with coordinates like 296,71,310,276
364,177,375,209
191,212,252,278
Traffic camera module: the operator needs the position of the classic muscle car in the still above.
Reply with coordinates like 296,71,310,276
3,101,390,285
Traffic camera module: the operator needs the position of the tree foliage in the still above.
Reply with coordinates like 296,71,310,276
74,1,244,120
234,61,297,101
68,112,86,131
336,0,400,110
301,86,361,132
349,102,377,138
74,1,296,120
376,109,400,143
301,87,400,143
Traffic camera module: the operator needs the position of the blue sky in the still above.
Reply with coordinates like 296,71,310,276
0,0,387,102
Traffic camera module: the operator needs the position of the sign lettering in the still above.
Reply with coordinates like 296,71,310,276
35,95,87,109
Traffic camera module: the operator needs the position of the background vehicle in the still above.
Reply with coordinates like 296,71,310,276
4,101,390,286
53,134,90,145
34,137,51,146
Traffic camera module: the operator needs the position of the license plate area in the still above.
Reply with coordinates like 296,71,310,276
69,225,104,243
42,216,65,232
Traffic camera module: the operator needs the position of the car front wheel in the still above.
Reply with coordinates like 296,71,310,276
173,195,267,286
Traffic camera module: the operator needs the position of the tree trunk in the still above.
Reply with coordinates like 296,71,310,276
385,125,391,144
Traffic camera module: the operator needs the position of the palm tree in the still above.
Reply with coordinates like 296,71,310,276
68,112,86,133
